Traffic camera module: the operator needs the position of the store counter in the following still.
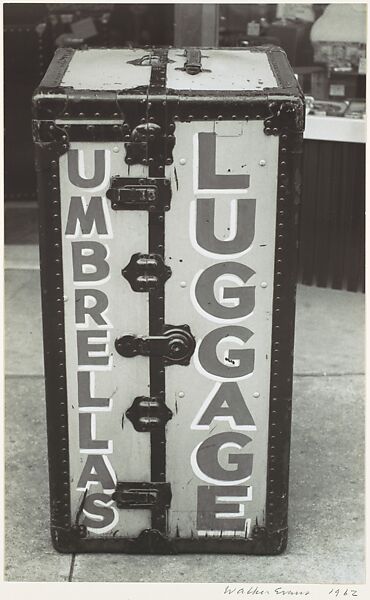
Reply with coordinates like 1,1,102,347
304,114,366,143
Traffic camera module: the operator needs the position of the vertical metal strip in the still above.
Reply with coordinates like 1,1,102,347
148,49,169,533
265,128,303,546
35,145,72,547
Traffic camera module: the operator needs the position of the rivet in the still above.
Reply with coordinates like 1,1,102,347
63,295,68,302
282,134,288,141
259,159,266,166
253,392,260,398
179,158,186,165
273,128,279,135
95,112,100,117
78,112,84,118
203,115,209,120
188,114,194,120
217,115,223,120
261,282,268,288
178,392,185,398
113,146,119,153
180,281,187,288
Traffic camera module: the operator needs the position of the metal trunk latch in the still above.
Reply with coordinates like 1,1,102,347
112,482,172,510
107,177,171,212
122,121,175,166
122,253,172,292
115,325,196,366
126,396,173,432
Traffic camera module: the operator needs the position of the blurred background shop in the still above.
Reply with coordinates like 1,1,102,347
4,3,366,292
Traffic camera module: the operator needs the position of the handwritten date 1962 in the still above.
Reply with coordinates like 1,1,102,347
329,590,358,597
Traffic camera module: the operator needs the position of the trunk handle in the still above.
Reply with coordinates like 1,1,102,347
184,48,202,75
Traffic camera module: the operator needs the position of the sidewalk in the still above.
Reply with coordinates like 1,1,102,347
4,245,365,583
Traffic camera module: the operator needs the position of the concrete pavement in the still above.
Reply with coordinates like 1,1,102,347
4,247,365,583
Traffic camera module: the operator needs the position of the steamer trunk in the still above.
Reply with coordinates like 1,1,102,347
33,46,304,554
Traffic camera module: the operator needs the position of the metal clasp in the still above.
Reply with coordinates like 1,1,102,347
107,177,171,212
122,253,172,292
115,324,196,366
112,482,172,510
126,396,173,432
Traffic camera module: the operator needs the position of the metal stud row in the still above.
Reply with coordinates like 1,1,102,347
266,130,293,531
49,155,71,530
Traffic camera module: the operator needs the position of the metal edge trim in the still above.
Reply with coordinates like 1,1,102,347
265,117,304,539
35,140,72,538
38,48,76,89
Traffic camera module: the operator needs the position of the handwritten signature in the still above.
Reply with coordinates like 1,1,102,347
224,585,310,596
